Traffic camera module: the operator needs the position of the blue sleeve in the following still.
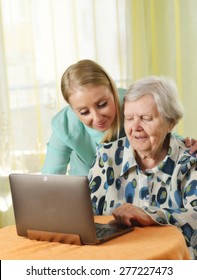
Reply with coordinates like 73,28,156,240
41,131,72,174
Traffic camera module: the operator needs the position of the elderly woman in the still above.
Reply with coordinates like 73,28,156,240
88,76,197,259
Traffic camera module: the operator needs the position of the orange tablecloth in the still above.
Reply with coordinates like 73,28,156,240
0,216,191,260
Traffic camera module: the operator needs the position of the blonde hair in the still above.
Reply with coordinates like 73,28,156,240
61,59,122,142
124,75,184,125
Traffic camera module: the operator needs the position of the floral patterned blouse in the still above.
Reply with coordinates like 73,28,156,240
88,134,197,259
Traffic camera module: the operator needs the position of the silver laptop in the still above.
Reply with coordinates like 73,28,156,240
9,173,133,245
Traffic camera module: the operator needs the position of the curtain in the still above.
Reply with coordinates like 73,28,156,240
126,0,197,138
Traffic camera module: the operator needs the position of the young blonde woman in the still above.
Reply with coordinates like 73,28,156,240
41,59,197,175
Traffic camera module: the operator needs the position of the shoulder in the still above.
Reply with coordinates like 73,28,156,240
117,88,126,104
171,135,197,166
117,87,127,96
51,106,84,139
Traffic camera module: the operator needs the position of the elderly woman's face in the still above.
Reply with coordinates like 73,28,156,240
124,94,174,156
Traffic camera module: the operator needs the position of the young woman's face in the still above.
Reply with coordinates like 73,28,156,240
68,85,116,131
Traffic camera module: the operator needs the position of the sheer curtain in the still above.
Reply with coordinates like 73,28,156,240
126,0,197,138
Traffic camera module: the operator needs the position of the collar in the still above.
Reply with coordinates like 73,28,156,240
120,134,190,185
84,126,105,144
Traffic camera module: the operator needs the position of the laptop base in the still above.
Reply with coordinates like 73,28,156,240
27,229,82,245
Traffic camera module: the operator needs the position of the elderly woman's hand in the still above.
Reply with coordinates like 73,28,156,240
185,137,197,157
112,203,157,227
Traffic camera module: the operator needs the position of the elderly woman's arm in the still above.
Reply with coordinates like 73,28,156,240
142,162,197,259
142,164,197,228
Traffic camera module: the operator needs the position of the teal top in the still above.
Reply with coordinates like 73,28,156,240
41,88,126,175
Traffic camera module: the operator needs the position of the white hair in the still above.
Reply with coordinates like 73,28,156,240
124,76,184,125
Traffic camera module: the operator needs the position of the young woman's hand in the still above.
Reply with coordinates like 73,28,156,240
185,137,197,156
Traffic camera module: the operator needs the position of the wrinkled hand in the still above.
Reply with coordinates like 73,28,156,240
185,137,197,156
112,203,157,227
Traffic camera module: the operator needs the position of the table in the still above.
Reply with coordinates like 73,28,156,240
0,216,191,260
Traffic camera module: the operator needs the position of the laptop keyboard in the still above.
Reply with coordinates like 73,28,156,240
95,223,122,239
